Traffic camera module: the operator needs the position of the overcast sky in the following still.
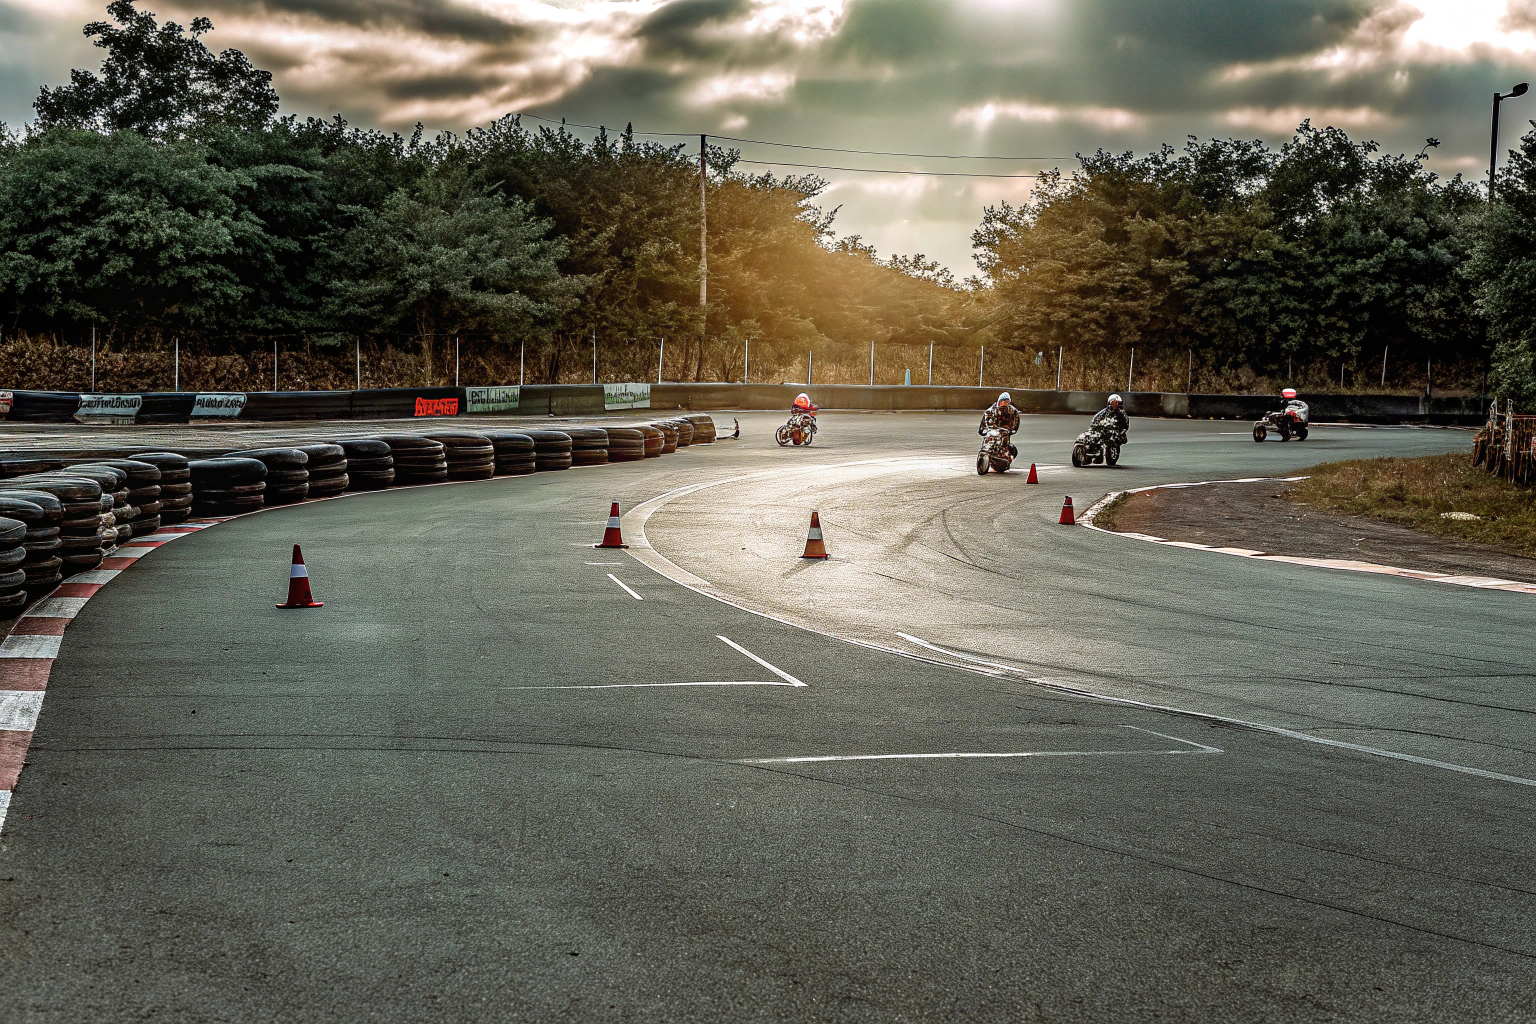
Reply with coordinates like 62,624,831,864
2,0,1534,273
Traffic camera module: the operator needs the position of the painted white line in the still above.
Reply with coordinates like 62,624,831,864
22,597,88,620
898,632,1536,789
111,547,151,560
0,635,61,659
1122,725,1224,754
740,745,1221,764
717,635,808,687
503,680,798,690
0,690,43,731
67,569,120,585
607,574,643,600
0,789,9,832
585,562,623,566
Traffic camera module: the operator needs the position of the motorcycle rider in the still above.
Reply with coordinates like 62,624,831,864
791,392,819,419
979,392,1020,457
1091,393,1129,439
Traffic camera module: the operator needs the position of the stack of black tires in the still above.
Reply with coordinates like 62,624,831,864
8,475,116,576
91,459,163,536
132,453,192,525
0,512,30,613
340,440,393,489
566,428,609,466
0,490,64,593
649,422,680,454
481,432,536,475
55,466,129,552
424,433,496,481
378,436,447,484
685,414,717,443
636,426,665,458
230,448,309,504
521,430,573,471
662,418,695,446
0,456,63,480
299,445,349,498
190,458,267,515
605,428,646,462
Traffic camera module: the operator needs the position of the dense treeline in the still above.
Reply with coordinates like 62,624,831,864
4,1,1536,397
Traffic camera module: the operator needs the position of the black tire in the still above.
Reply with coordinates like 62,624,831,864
60,465,128,491
1296,427,1308,440
572,450,609,466
93,459,162,485
190,458,268,482
0,588,28,611
0,455,65,478
1072,445,1086,468
1253,425,1266,442
227,447,309,469
159,507,191,525
607,449,646,463
62,551,105,571
0,490,62,521
23,537,62,556
129,516,161,536
160,482,193,496
977,454,989,475
377,435,447,454
0,566,26,590
24,555,63,579
1105,444,1120,467
0,517,26,546
1278,425,1291,442
126,486,161,503
133,500,162,517
0,497,45,525
0,544,26,570
13,477,102,501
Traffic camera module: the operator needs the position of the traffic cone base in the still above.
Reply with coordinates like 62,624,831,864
278,543,323,608
596,501,628,548
1026,462,1039,484
801,511,829,559
1059,496,1076,525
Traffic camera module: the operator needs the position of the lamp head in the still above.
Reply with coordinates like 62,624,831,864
1513,82,1530,97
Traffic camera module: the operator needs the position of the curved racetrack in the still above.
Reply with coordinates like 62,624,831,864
3,412,1532,1022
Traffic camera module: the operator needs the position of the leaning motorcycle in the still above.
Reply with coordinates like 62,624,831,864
977,428,1015,474
1072,426,1124,467
776,412,818,446
1253,400,1309,442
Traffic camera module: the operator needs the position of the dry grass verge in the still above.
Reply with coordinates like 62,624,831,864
1284,453,1536,557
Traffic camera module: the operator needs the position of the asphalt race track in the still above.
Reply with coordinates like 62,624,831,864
3,412,1533,1022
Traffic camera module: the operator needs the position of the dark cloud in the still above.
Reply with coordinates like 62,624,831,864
830,0,955,63
1067,0,1378,64
637,0,750,58
188,0,529,44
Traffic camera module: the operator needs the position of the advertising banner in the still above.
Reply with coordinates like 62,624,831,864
74,393,142,423
0,391,13,419
465,386,520,414
603,383,651,411
190,393,247,418
414,396,460,417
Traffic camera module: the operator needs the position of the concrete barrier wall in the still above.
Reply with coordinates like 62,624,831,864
0,384,1488,424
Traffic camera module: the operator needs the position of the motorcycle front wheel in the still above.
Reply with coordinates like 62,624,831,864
1105,444,1119,466
976,454,989,475
775,425,792,446
1252,424,1266,442
1296,426,1308,440
1072,445,1086,467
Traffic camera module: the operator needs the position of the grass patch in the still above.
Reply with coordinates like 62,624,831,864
1090,491,1130,530
1285,453,1536,557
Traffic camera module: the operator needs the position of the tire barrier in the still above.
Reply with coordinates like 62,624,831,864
86,459,163,537
129,453,192,525
0,455,66,479
297,444,349,498
228,448,310,505
1,474,115,577
339,439,395,490
518,430,574,471
423,432,497,481
479,432,537,476
377,435,448,484
636,425,665,458
0,498,42,609
44,467,125,566
0,489,65,593
684,414,717,443
190,457,268,515
656,417,693,447
648,421,680,454
564,427,610,466
604,427,647,462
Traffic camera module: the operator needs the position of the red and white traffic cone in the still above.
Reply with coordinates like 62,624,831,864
595,501,628,549
1026,462,1039,484
1058,496,1075,525
801,511,829,559
277,544,323,609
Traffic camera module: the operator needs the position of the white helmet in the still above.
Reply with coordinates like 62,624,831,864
1108,393,1123,408
998,392,1011,404
1282,388,1297,400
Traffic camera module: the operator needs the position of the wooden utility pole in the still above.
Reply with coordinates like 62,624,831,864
699,135,708,378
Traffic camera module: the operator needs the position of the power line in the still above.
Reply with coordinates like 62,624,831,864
734,158,1049,179
512,111,1071,162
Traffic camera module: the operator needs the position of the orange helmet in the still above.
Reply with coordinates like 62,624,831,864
1282,388,1297,400
794,392,812,410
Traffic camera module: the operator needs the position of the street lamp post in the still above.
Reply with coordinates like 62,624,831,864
1490,82,1529,202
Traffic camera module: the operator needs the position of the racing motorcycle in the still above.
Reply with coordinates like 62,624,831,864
1072,425,1124,467
776,412,818,446
1253,400,1309,442
977,428,1015,474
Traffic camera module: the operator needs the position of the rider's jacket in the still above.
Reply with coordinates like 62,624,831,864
1091,406,1129,433
980,402,1020,434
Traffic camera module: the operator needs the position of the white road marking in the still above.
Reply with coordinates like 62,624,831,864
502,680,799,690
0,690,44,731
585,562,623,566
898,632,1536,789
111,547,151,560
67,569,120,584
0,789,9,832
22,597,88,619
0,635,61,659
607,574,643,600
717,635,807,687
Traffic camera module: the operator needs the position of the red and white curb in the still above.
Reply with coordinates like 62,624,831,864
0,521,221,831
1080,478,1536,596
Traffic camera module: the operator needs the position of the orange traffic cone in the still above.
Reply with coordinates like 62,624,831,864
1026,462,1039,484
596,501,628,549
1059,496,1075,525
801,511,829,559
277,544,323,608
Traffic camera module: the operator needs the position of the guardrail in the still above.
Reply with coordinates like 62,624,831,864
0,383,1487,425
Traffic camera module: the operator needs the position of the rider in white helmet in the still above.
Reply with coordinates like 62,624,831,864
1092,393,1129,434
980,392,1021,456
